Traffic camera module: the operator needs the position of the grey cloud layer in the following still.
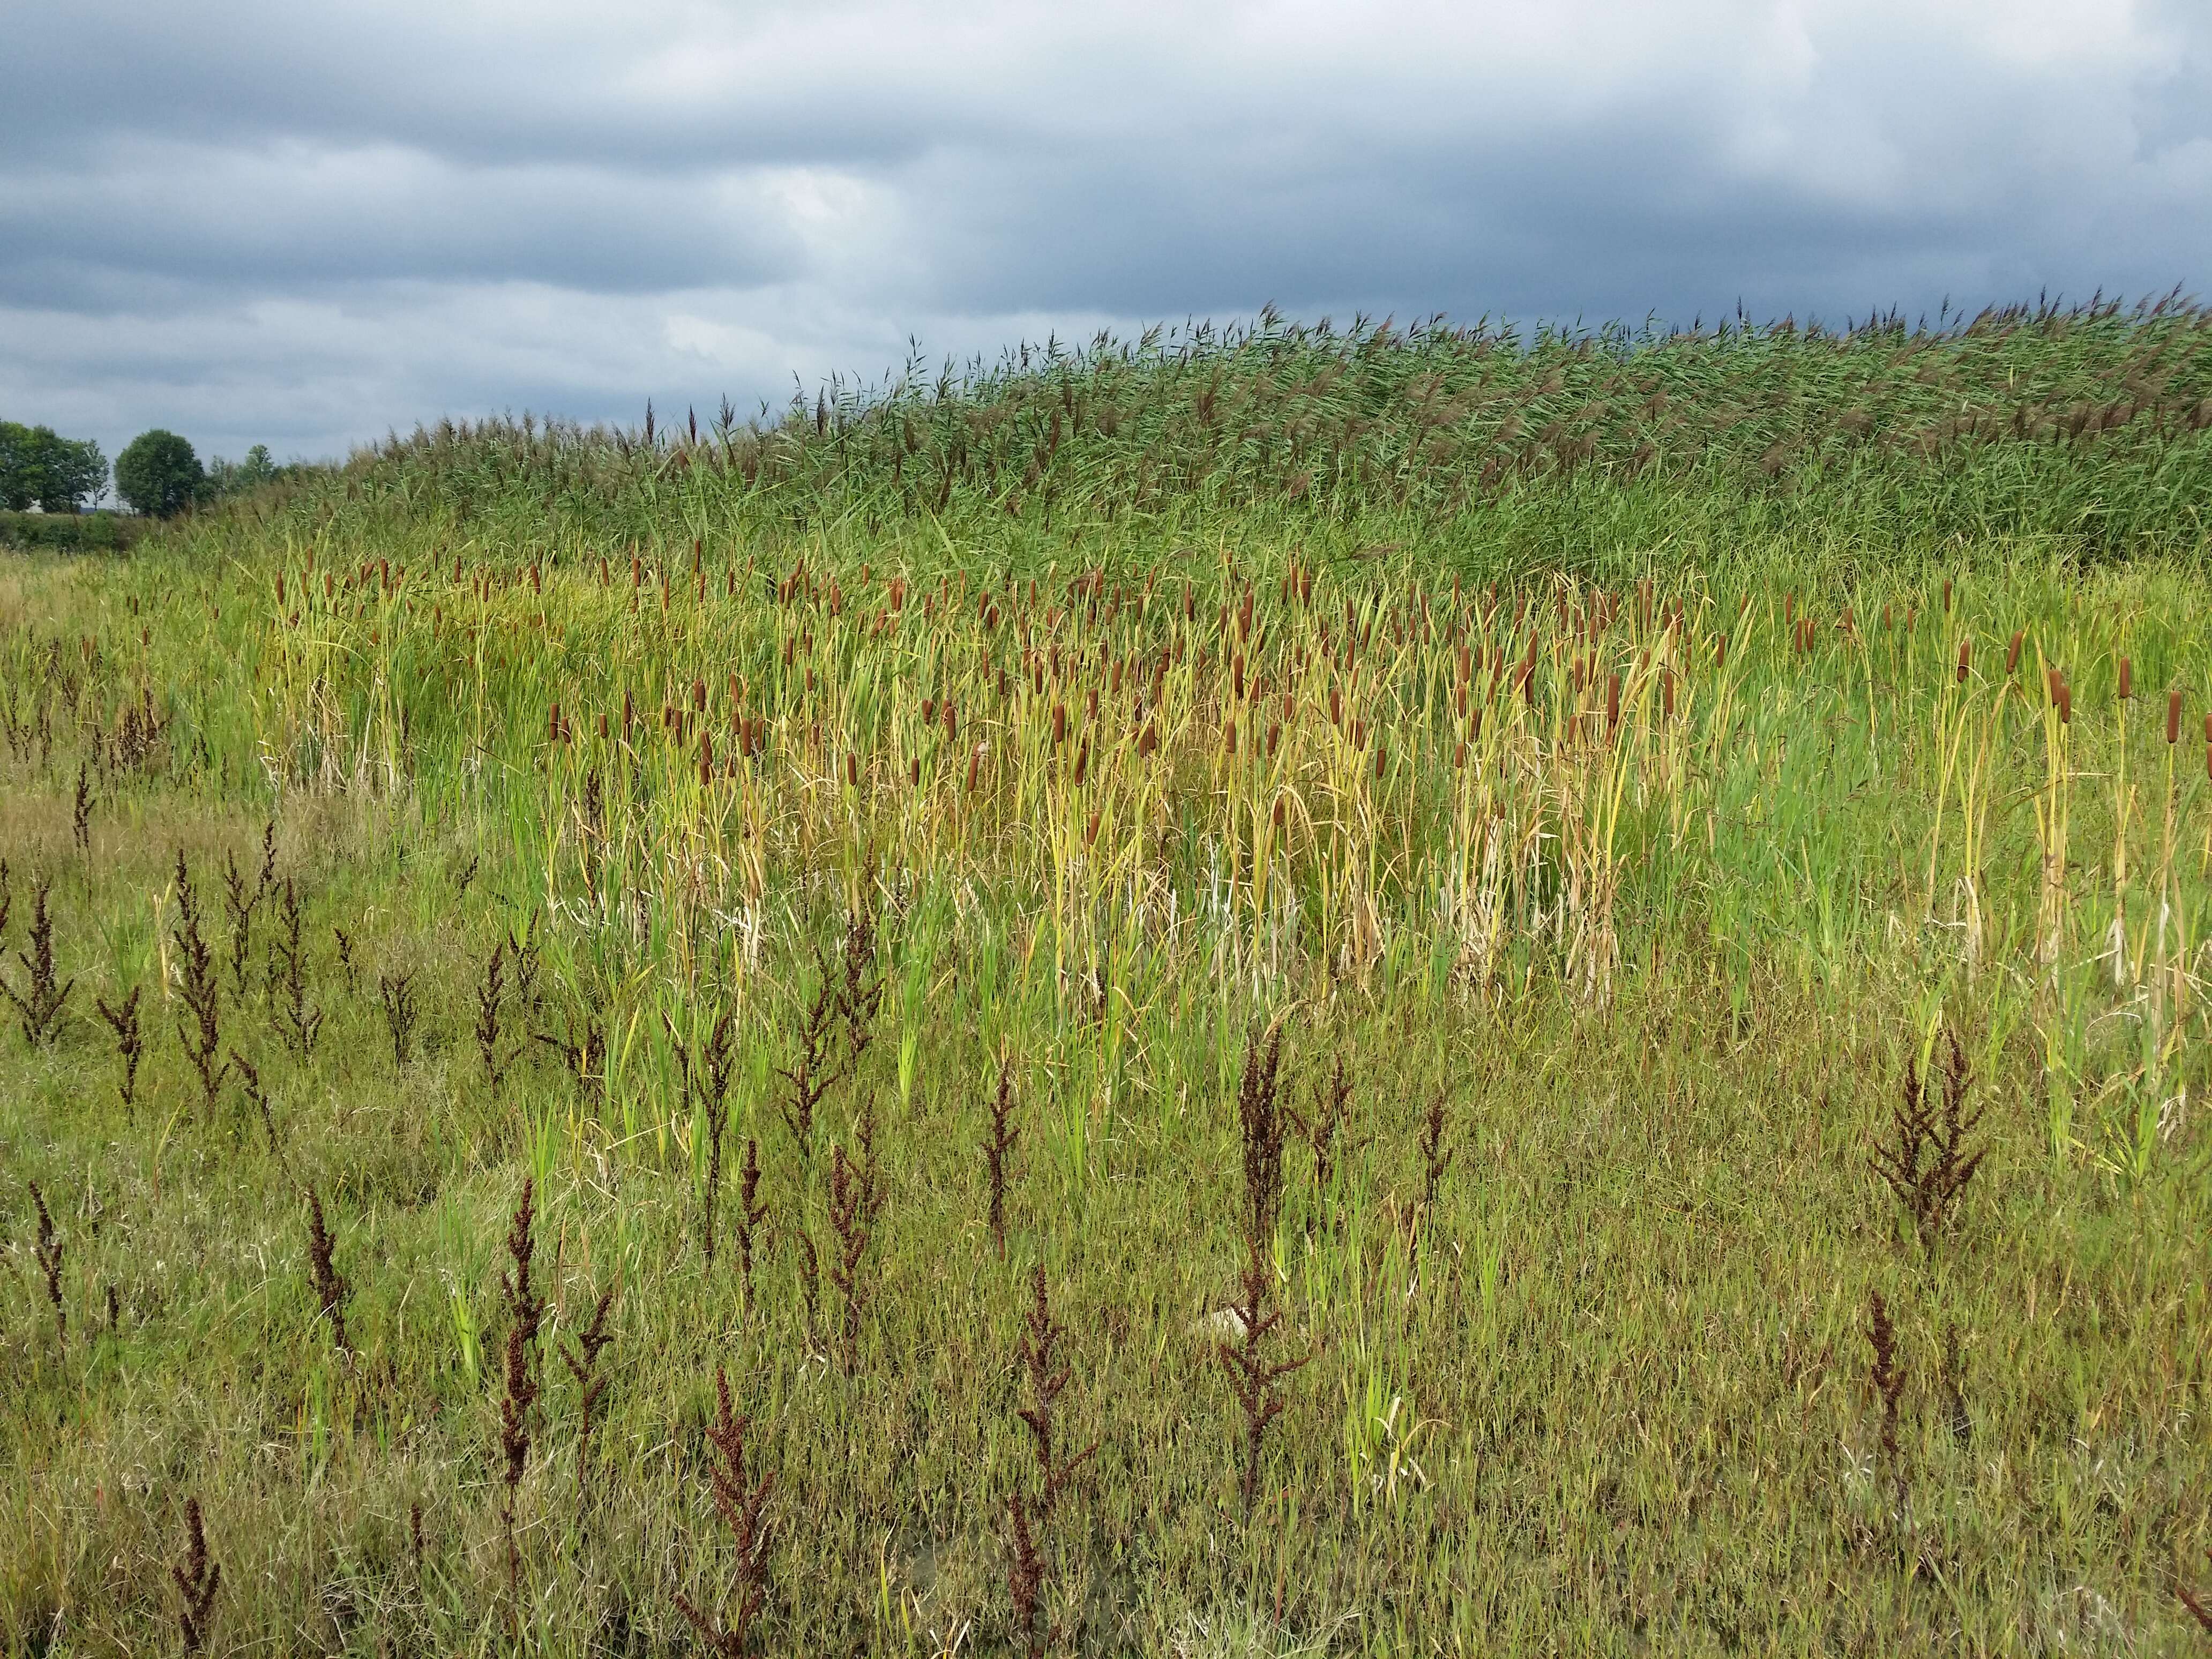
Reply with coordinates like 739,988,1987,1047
3,1,2207,468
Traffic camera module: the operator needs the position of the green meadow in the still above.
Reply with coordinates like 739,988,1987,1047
7,301,2212,1654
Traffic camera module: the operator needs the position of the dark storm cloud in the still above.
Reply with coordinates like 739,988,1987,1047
2,1,2207,474
0,144,807,306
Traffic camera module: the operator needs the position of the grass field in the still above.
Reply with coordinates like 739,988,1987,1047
8,300,2212,1654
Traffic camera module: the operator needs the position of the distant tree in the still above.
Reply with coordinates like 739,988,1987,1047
0,423,32,511
0,422,107,512
35,432,107,512
115,429,203,518
201,443,283,503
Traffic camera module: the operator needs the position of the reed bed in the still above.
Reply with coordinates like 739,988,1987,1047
5,303,2212,1653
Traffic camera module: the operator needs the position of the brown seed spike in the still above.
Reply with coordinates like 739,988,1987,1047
2169,689,2183,745
2118,656,2132,700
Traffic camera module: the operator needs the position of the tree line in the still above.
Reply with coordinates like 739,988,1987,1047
1,423,298,518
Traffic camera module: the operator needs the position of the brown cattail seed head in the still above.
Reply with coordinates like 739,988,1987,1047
2006,631,2023,675
2169,690,2183,744
2119,657,2132,700
1956,641,1970,683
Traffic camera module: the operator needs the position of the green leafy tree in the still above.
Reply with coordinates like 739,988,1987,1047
115,429,203,518
37,432,107,512
203,443,284,503
0,423,33,511
0,423,107,512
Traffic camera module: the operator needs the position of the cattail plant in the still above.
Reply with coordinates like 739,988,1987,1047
1220,1023,1308,1517
95,985,142,1109
170,1497,222,1655
304,1187,352,1355
172,853,230,1115
28,1180,64,1348
673,1366,775,1656
1870,1029,1983,1252
984,1059,1020,1259
2,876,75,1046
498,1179,545,1624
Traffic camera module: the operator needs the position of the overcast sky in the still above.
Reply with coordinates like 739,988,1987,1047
4,0,2208,472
